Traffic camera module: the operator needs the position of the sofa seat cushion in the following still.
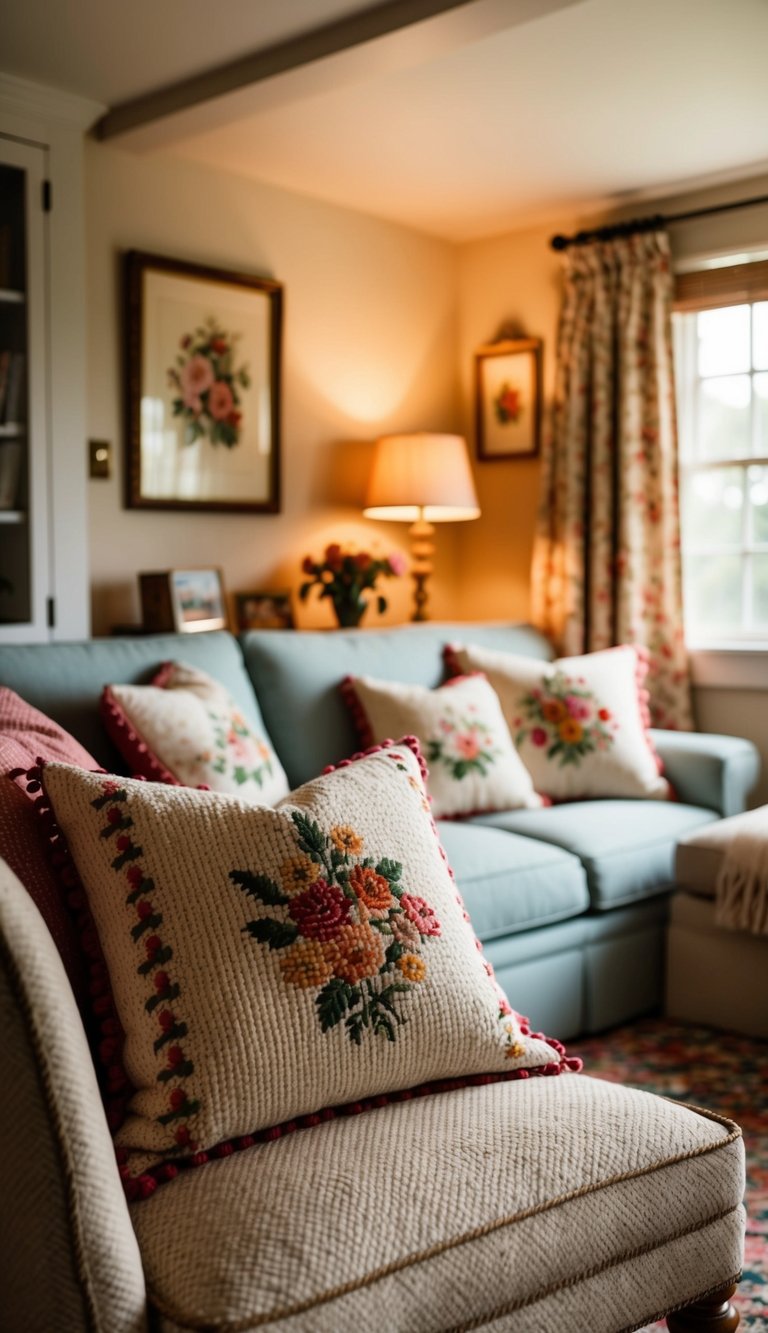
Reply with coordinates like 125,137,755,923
472,801,718,910
436,821,589,937
132,1074,744,1333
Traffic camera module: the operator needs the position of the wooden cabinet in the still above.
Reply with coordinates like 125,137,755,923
0,139,50,640
0,76,95,643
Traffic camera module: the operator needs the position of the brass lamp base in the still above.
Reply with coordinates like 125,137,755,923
409,517,435,622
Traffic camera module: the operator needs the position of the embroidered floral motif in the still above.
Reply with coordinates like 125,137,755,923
231,813,441,1045
201,707,275,789
426,712,500,781
514,670,618,767
91,782,201,1150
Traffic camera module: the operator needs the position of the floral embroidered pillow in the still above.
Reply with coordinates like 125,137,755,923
42,742,574,1195
444,644,668,802
340,674,541,818
101,662,289,804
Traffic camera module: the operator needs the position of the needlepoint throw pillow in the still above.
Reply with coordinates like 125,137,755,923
101,661,289,804
340,674,542,818
444,643,668,802
42,740,575,1195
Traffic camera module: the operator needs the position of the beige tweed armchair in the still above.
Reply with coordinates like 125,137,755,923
0,855,745,1333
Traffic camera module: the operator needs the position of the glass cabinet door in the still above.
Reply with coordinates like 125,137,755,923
0,137,49,640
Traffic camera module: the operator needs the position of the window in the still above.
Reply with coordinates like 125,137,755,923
674,261,768,644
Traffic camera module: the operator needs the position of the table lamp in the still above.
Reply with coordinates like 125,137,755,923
363,433,480,621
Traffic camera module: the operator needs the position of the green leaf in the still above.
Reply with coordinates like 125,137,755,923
375,857,402,884
291,811,327,859
316,978,357,1031
377,595,387,614
230,869,289,906
232,765,249,786
385,939,405,965
243,918,298,949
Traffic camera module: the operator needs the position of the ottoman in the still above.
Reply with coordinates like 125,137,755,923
667,808,768,1038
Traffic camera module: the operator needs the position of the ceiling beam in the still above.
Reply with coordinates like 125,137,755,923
95,0,477,141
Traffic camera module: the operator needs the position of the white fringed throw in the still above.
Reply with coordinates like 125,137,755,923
715,806,768,934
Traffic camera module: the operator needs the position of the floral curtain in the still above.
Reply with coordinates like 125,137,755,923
531,229,693,730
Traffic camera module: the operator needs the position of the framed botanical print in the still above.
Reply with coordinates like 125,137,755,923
125,251,282,512
475,337,542,461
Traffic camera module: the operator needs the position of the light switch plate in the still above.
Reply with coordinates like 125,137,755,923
89,439,111,479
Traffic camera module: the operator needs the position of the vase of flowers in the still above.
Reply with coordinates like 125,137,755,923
299,544,406,628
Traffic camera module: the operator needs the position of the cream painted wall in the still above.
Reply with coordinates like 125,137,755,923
85,141,460,634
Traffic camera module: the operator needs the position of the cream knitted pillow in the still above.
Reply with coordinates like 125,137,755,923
101,661,289,804
341,674,541,817
445,644,668,802
43,741,574,1196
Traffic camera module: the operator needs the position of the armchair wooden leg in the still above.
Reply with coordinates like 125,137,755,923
666,1281,739,1331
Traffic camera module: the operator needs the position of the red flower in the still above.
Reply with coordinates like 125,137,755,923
169,1088,186,1111
324,543,343,571
401,893,441,937
302,556,316,575
107,806,122,824
354,552,371,570
531,727,548,747
116,835,131,852
154,971,170,992
227,411,242,428
167,1045,185,1066
137,900,154,919
210,337,228,354
598,707,612,722
126,865,143,888
289,880,351,941
175,1125,193,1147
158,1010,175,1031
145,935,162,956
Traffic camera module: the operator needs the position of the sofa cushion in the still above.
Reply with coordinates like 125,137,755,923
341,673,540,818
239,622,553,789
472,801,717,910
435,821,589,937
131,1075,744,1333
101,661,289,804
43,739,573,1197
445,643,669,802
0,687,97,1008
675,807,768,899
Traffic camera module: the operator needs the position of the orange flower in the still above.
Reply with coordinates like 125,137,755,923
349,864,393,914
323,923,385,983
330,824,364,857
396,953,426,983
559,718,583,743
279,939,332,989
542,699,566,723
280,855,317,896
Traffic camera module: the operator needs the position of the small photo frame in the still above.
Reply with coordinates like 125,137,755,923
140,569,228,634
235,590,294,631
475,337,542,461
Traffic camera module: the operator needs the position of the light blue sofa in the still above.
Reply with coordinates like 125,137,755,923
0,622,759,1040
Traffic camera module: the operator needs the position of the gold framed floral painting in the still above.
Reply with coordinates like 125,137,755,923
124,251,282,512
474,337,542,461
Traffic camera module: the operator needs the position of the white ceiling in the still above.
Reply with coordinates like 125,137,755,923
3,0,768,241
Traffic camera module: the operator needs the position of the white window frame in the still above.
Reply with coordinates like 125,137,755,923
674,288,768,657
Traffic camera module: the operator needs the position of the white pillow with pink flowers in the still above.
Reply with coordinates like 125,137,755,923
341,672,541,818
444,643,668,802
101,662,289,805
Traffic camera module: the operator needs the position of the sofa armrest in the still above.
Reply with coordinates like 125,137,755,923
650,729,760,817
0,857,147,1332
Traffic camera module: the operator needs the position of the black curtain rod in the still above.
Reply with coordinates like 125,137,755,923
550,191,768,251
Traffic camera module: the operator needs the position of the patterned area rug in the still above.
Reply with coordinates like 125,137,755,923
576,1018,768,1331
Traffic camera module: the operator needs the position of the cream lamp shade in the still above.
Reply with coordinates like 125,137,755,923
363,433,480,621
363,433,480,522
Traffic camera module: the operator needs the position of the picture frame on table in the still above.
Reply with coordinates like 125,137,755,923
474,337,542,461
235,590,294,631
139,569,229,634
124,250,282,512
